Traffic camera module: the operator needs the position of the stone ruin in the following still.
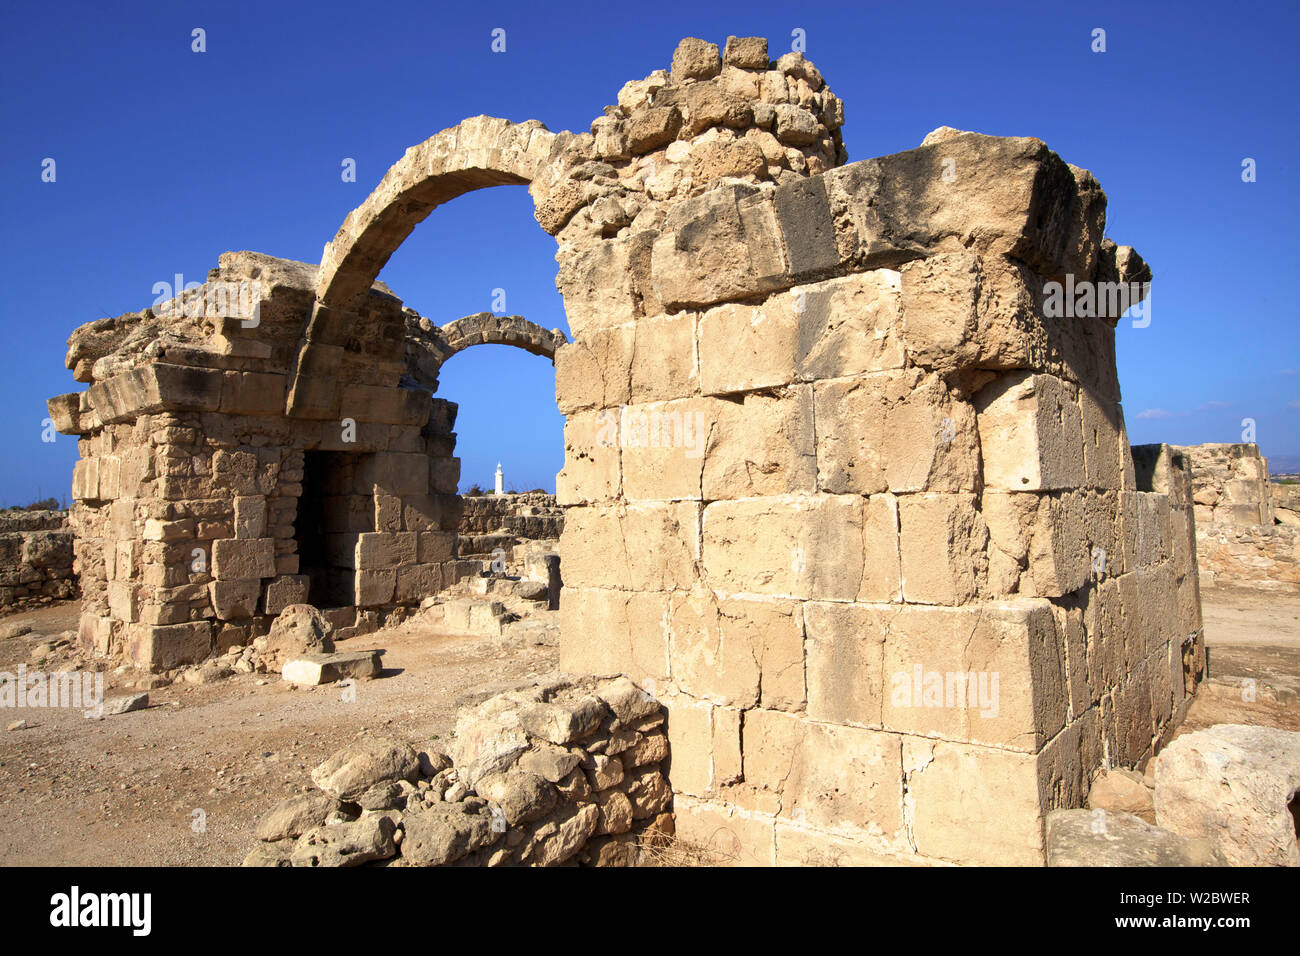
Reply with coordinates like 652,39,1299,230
1161,443,1299,590
46,35,1204,865
0,510,76,611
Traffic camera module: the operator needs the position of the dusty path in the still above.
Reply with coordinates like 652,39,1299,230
1178,586,1300,735
0,602,557,866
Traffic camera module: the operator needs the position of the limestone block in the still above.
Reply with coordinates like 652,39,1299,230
703,494,899,602
898,494,987,605
282,650,383,686
670,37,721,82
824,132,1085,278
1079,389,1123,490
630,312,698,403
815,370,980,495
107,581,138,623
806,600,1065,750
667,592,804,710
220,371,287,416
672,795,774,866
355,532,417,570
663,695,713,795
209,579,261,620
698,300,799,395
339,384,430,426
263,575,310,615
233,496,267,539
902,737,1044,865
126,621,213,671
744,708,904,843
357,452,428,497
416,531,455,564
722,35,768,69
553,324,634,415
558,587,670,683
211,538,275,581
556,238,637,338
1154,724,1300,867
556,410,621,506
789,271,905,380
620,399,712,501
558,502,699,591
394,563,442,603
975,372,1085,491
428,457,460,495
354,569,395,606
897,253,1043,376
650,185,789,311
701,387,816,500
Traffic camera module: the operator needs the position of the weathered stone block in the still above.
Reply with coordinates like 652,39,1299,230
898,493,987,605
263,574,310,615
554,325,635,414
233,496,267,539
559,502,699,591
651,185,789,311
815,370,979,495
558,587,669,683
975,372,1085,491
126,621,214,671
667,593,804,710
211,538,275,581
903,737,1043,865
745,708,904,843
556,410,621,506
703,494,899,601
209,579,261,620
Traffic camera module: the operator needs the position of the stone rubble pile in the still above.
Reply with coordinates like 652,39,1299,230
1048,723,1300,866
243,675,673,867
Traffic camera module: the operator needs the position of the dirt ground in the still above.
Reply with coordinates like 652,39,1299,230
1179,586,1300,735
0,603,558,865
0,585,1296,866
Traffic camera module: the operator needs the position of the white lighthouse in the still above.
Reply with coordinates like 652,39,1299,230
494,462,504,495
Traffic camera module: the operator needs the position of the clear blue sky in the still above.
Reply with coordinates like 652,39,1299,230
2,0,1297,504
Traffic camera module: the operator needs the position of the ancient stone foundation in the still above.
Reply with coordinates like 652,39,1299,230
50,34,1203,865
1170,443,1300,590
245,676,673,867
0,510,77,611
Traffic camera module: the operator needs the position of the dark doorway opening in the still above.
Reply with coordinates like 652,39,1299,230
296,450,373,607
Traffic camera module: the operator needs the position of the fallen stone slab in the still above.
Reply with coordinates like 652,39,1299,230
1154,723,1300,866
282,649,383,685
0,622,33,640
1046,810,1226,866
100,693,149,716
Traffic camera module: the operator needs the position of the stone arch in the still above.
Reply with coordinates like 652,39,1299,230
287,116,567,417
437,313,567,363
315,116,560,312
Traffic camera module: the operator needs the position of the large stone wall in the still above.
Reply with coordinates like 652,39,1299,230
546,37,1198,865
1172,443,1300,590
0,510,77,611
47,35,1203,865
